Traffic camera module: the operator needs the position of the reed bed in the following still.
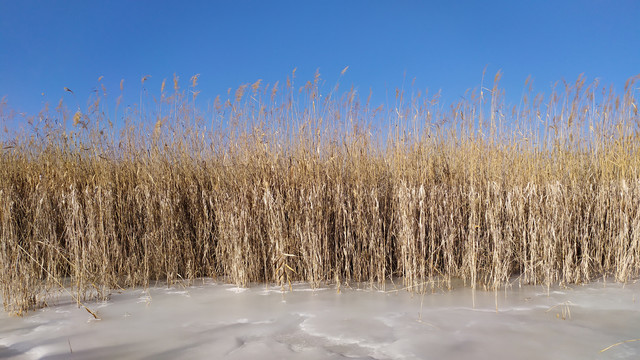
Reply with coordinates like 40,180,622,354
1,72,640,315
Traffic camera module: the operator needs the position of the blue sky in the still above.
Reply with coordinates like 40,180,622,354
1,1,639,122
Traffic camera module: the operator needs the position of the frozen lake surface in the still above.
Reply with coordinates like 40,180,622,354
1,279,639,359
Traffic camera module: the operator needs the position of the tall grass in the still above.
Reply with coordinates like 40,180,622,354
1,72,640,315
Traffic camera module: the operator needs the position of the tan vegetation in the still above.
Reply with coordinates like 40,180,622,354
1,71,640,315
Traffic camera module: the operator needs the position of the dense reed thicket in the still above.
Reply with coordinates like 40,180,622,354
2,72,640,315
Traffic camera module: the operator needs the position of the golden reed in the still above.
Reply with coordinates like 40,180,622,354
1,72,639,315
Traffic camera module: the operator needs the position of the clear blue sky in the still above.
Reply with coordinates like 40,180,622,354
1,1,639,121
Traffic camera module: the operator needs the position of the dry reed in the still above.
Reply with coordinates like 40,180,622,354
1,72,640,315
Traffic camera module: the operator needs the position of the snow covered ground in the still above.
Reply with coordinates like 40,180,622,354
1,279,639,359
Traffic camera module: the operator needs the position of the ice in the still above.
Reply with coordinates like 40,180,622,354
1,279,639,359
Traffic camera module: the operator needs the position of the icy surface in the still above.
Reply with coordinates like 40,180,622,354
1,279,639,359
